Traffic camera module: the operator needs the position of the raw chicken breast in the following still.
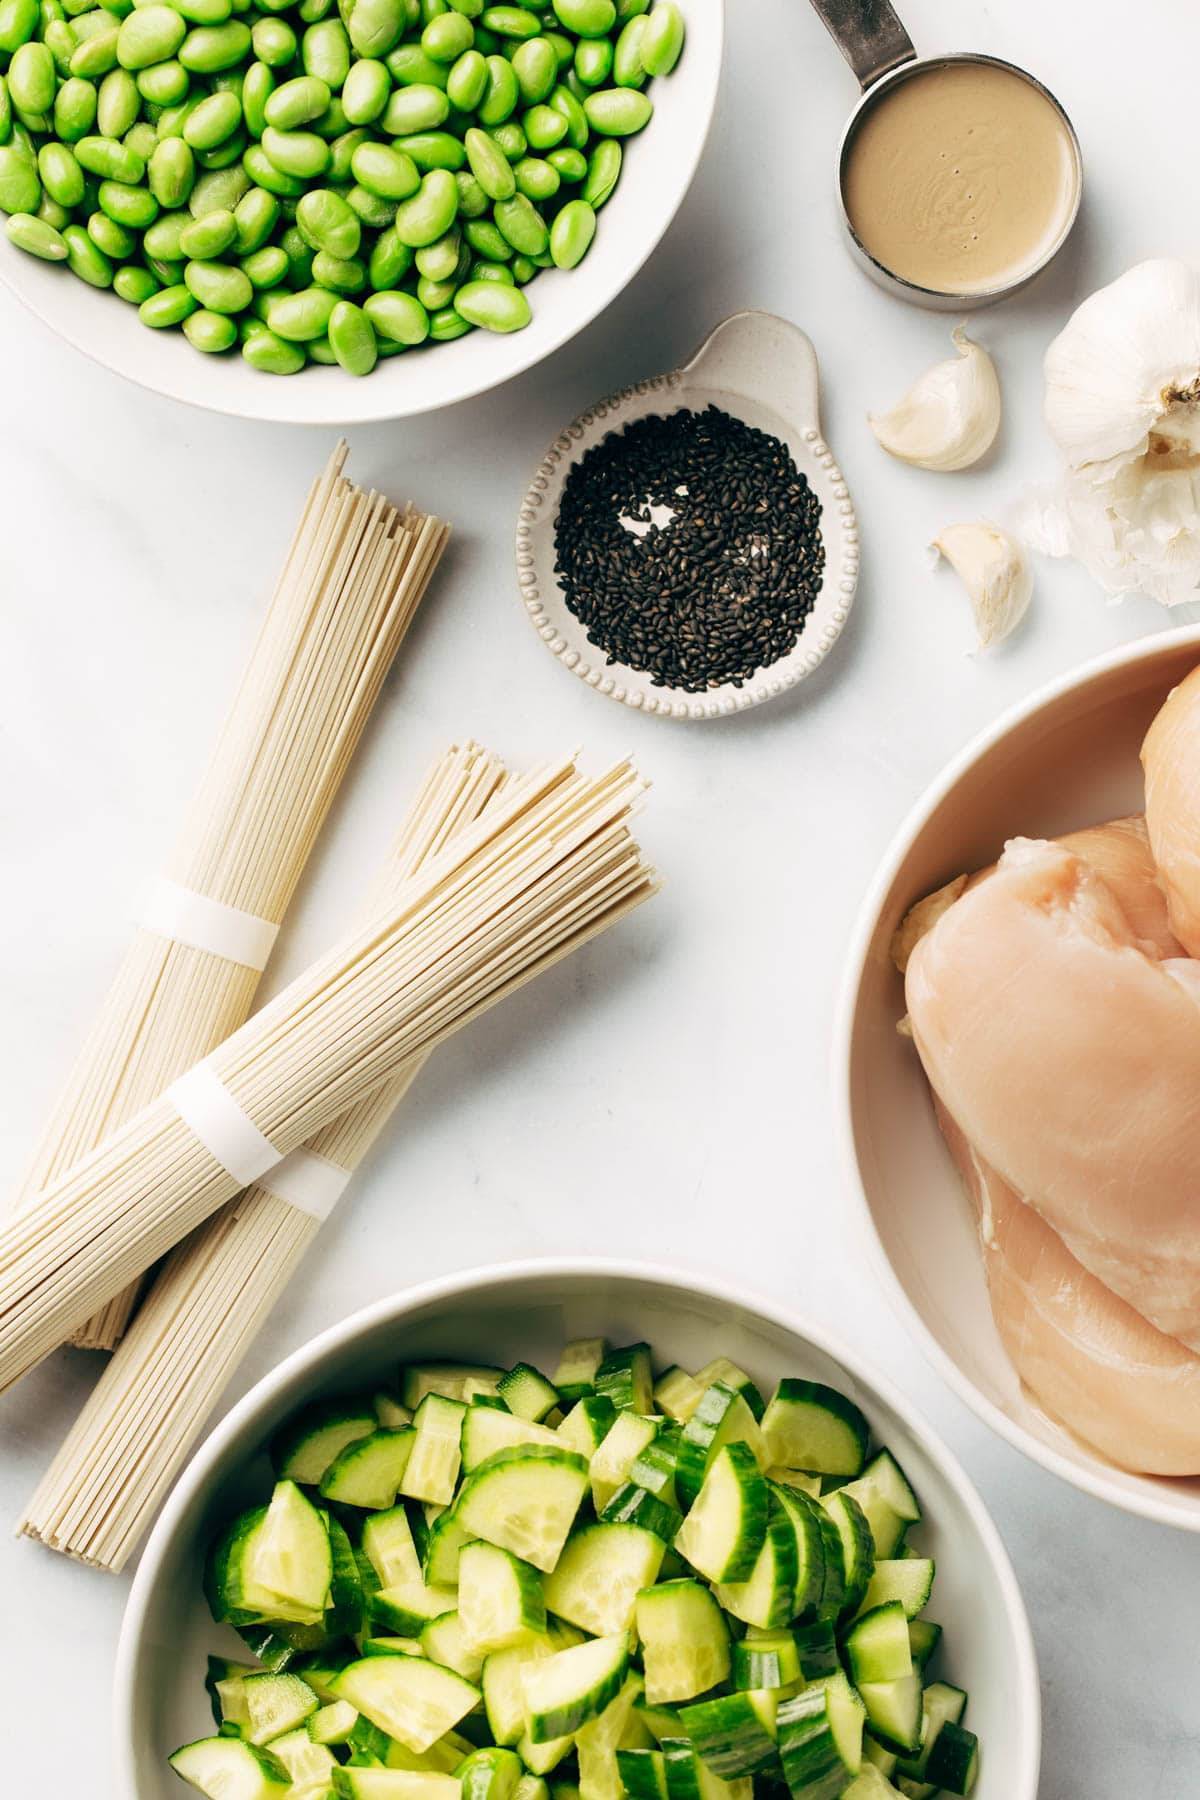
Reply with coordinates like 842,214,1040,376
938,1103,1200,1475
1143,663,1200,957
906,837,1200,1349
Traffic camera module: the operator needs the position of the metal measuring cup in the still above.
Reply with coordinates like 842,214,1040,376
809,0,1083,308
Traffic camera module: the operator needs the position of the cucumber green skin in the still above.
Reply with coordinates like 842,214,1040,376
907,1621,942,1673
677,1384,755,1509
629,1427,682,1506
822,1492,874,1619
424,1508,473,1585
460,1745,525,1800
776,1689,855,1800
811,1506,846,1625
761,1381,869,1479
715,1496,798,1631
525,1639,629,1741
731,1635,801,1693
205,1505,268,1625
791,1623,839,1682
600,1482,679,1541
768,1485,826,1624
617,1749,669,1800
208,1505,362,1652
270,1396,377,1482
168,1737,291,1796
678,1693,780,1779
924,1721,978,1795
594,1342,653,1414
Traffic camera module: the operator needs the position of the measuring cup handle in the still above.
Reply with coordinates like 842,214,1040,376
806,0,915,89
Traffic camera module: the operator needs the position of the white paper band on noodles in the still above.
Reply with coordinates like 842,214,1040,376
259,1147,352,1221
141,878,279,971
167,1065,283,1188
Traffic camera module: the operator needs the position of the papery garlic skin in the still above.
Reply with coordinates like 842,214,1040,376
869,325,1001,472
1038,258,1200,605
932,521,1032,649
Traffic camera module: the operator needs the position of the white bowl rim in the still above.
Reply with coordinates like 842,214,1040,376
0,10,724,426
835,622,1200,1533
112,1254,1040,1796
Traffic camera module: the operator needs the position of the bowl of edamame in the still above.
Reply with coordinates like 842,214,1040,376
0,0,722,423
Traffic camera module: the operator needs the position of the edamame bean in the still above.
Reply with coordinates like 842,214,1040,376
380,77,445,132
343,0,403,56
264,72,329,128
342,55,389,122
261,124,329,177
44,19,77,75
280,219,312,281
420,5,469,58
231,181,274,247
611,10,643,84
445,45,485,108
178,17,249,69
183,304,237,347
363,285,426,340
298,0,331,25
6,208,67,256
125,119,160,159
509,247,533,280
615,0,648,15
70,27,119,76
148,132,192,201
135,53,186,99
547,142,584,180
96,67,139,137
87,206,134,254
144,249,182,280
241,321,305,370
266,280,335,336
478,52,519,126
242,140,306,193
249,14,293,63
295,179,359,254
345,180,392,222
468,255,511,282
183,87,241,146
178,202,234,253
453,166,486,215
347,136,417,199
75,131,144,180
143,203,186,254
36,192,71,224
0,0,38,51
197,123,246,165
139,277,196,320
391,127,462,169
99,173,158,221
184,253,251,308
390,161,453,243
240,239,286,283
511,33,555,100
554,0,612,32
53,74,97,139
385,41,445,86
38,138,85,203
9,40,55,113
429,301,470,337
463,122,512,199
522,99,565,147
113,260,158,298
488,116,523,158
582,83,648,135
326,122,365,177
548,77,586,145
240,59,272,135
572,33,608,84
548,190,591,265
301,18,349,85
326,296,377,371
312,95,349,137
115,0,183,64
412,220,455,274
513,151,556,200
63,218,113,281
492,187,544,253
479,3,536,35
453,272,527,328
639,0,680,75
365,222,407,284
462,213,508,259
581,130,617,205
311,244,364,289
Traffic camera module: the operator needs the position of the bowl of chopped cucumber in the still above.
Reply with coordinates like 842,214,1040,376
115,1260,1039,1800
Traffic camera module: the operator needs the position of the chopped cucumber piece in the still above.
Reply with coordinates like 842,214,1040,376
269,1724,338,1786
692,1359,765,1422
483,1638,554,1745
861,1450,920,1524
335,1655,480,1753
363,1637,425,1658
843,1768,903,1798
858,1560,935,1623
630,1428,682,1507
925,1720,978,1794
516,1779,550,1800
460,1745,525,1800
456,1445,589,1573
594,1343,654,1414
401,1364,503,1409
272,1397,378,1486
517,1730,576,1776
522,1634,629,1742
553,1338,607,1401
766,1468,821,1499
464,1406,564,1470
652,1367,704,1423
618,1749,670,1800
791,1622,840,1681
371,1579,457,1636
499,1364,560,1424
661,1737,753,1800
777,1675,864,1799
837,1472,906,1561
600,1483,680,1541
321,1429,417,1510
241,1670,318,1745
401,1395,466,1505
714,1493,798,1630
636,1580,731,1705
769,1484,830,1624
309,1699,360,1744
590,1412,660,1512
459,1540,547,1652
336,1774,463,1800
246,1481,333,1624
907,1620,942,1672
362,1507,424,1589
678,1690,778,1778
761,1381,869,1478
422,1609,486,1682
857,1675,923,1756
731,1630,802,1694
543,1520,665,1635
892,1683,966,1784
675,1441,768,1585
423,1508,474,1587
168,1738,290,1799
845,1603,913,1685
576,1672,645,1800
557,1397,617,1460
374,1392,414,1431
677,1385,766,1509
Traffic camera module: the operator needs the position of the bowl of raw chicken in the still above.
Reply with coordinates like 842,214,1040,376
839,626,1200,1530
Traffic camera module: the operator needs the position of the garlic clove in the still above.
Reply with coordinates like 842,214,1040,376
869,325,1001,472
932,521,1032,650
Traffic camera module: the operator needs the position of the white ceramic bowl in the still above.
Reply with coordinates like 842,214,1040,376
838,626,1200,1532
0,13,723,425
114,1259,1039,1798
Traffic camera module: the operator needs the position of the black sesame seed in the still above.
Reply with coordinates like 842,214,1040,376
553,404,824,693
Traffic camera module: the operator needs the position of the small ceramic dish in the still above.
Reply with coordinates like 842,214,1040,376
114,1260,1039,1799
838,626,1200,1531
515,311,859,721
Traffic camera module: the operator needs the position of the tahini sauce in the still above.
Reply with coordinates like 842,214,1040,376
843,61,1079,295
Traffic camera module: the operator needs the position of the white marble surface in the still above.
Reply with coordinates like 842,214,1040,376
0,0,1196,1791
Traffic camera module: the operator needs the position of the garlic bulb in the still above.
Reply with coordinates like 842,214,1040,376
932,522,1032,649
869,326,1001,471
1036,259,1200,605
